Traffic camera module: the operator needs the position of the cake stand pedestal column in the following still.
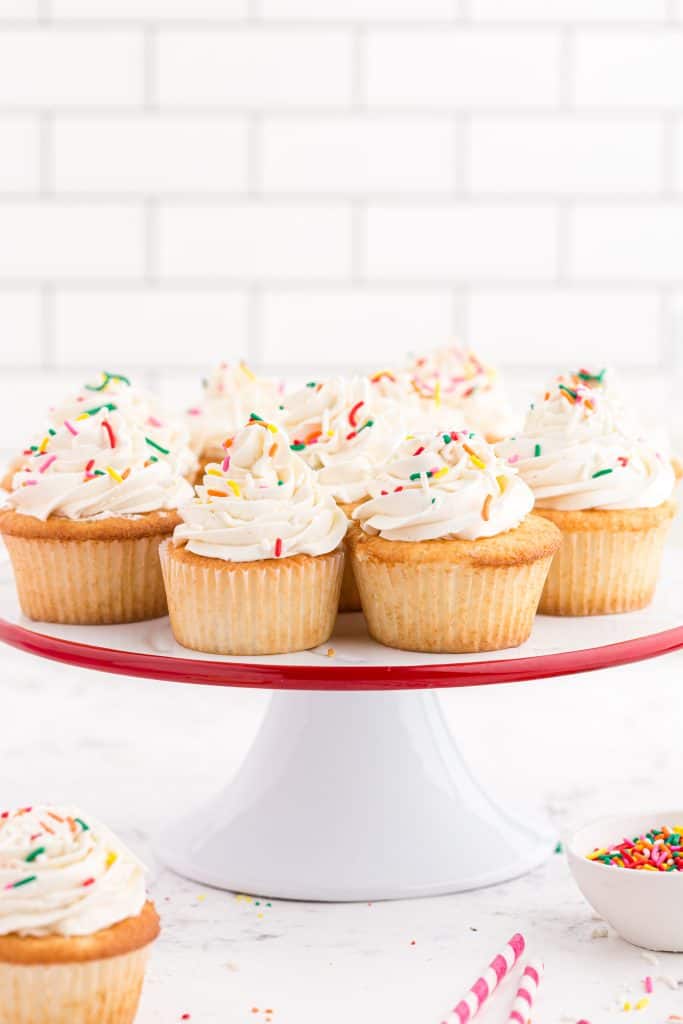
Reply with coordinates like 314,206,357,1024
159,688,554,901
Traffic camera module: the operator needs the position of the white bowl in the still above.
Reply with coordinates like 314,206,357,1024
566,810,683,952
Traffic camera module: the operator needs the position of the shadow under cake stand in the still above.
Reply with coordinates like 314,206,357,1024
1,557,682,902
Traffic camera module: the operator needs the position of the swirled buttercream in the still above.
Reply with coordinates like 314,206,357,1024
495,383,675,511
278,377,405,502
47,370,197,481
186,362,280,454
174,416,348,561
353,429,533,541
406,345,519,440
0,806,146,938
5,409,192,520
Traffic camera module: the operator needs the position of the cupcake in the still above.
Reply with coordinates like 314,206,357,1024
350,430,561,653
160,415,348,655
278,377,404,611
367,367,465,435
496,382,676,615
0,805,159,1024
556,365,682,482
186,362,280,480
405,344,519,442
0,408,193,624
3,370,197,490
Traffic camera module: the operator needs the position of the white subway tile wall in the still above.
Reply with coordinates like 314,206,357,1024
0,0,682,448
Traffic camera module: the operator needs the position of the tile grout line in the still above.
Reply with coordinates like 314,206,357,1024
661,113,678,197
39,111,55,196
659,288,678,372
454,114,470,196
40,285,55,370
351,203,366,285
555,200,572,285
558,26,575,111
247,286,264,368
352,25,367,109
144,197,160,286
144,24,159,111
247,113,263,198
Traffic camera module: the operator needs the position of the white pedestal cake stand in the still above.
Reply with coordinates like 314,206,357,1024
1,558,682,902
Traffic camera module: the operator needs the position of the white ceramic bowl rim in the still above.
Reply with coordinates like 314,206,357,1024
566,809,683,879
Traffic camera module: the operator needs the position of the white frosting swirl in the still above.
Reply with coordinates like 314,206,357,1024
5,409,192,521
353,430,533,541
278,377,405,503
48,371,197,481
0,806,146,938
187,362,281,455
554,365,674,459
406,345,520,440
495,383,675,511
367,368,463,434
174,417,348,561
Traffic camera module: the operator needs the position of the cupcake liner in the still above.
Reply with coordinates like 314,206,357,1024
338,550,361,613
538,516,673,616
160,542,344,655
352,550,554,653
0,947,150,1024
336,501,363,613
2,532,169,625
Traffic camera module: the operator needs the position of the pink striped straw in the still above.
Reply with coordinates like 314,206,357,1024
507,960,544,1024
444,933,526,1024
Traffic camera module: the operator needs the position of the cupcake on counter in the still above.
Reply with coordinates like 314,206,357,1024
2,370,197,491
0,408,193,624
161,415,347,655
0,805,159,1024
186,362,280,479
496,381,676,615
278,377,405,611
405,345,519,442
349,430,561,653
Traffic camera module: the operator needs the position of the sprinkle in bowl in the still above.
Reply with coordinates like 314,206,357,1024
566,810,683,952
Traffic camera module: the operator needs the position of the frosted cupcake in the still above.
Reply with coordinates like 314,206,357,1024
555,365,682,482
279,377,404,611
496,382,676,615
350,430,561,653
0,805,159,1024
0,409,192,624
161,415,347,655
367,367,465,435
186,362,280,479
405,345,519,441
3,371,197,491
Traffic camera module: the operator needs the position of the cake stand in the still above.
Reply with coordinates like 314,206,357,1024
1,555,682,902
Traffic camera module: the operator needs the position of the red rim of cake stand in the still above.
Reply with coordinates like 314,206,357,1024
0,615,682,690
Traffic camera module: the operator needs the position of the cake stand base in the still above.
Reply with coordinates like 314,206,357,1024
158,689,554,901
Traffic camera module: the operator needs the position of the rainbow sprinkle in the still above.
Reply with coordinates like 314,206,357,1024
592,468,613,479
5,875,37,890
587,824,683,871
145,436,170,455
84,402,117,417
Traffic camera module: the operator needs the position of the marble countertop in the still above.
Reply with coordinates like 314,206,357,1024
2,531,683,1022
